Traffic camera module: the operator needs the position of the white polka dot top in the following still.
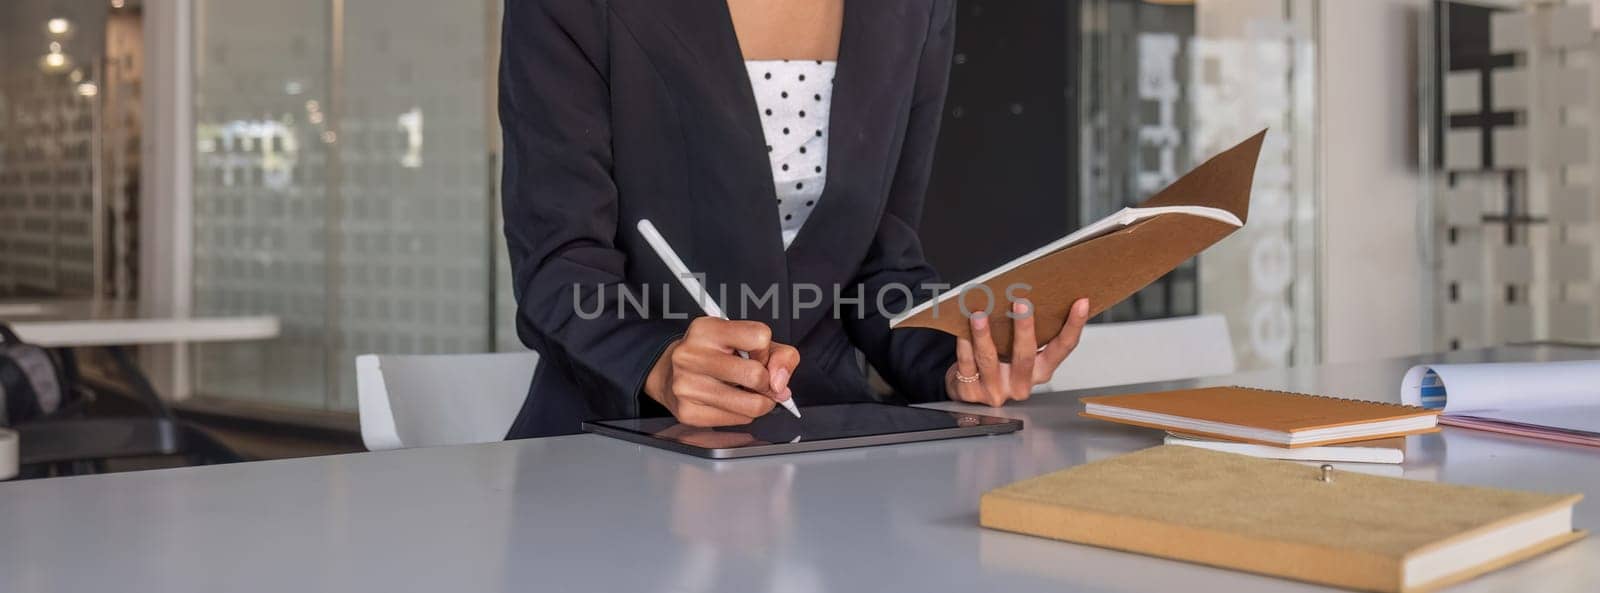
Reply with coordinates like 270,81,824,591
746,60,835,249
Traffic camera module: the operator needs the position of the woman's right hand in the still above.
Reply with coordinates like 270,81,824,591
644,317,801,427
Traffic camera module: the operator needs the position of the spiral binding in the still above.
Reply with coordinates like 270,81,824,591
1230,385,1428,411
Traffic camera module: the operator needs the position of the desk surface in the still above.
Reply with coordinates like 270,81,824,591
1,300,279,347
2,346,1598,593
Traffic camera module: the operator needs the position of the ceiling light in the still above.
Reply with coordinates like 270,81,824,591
47,18,71,36
39,43,73,74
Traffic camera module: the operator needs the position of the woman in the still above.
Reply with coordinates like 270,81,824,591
500,0,1089,438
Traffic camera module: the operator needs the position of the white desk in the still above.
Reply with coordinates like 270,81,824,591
1,301,279,470
0,346,1596,593
0,303,52,317
2,300,279,347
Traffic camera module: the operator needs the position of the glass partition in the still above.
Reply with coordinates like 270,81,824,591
0,1,112,298
188,0,1328,410
192,0,502,409
192,0,334,407
1080,0,1321,369
1430,0,1600,350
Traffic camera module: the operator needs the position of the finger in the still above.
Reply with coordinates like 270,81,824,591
950,339,982,404
675,345,771,394
1008,300,1037,400
678,430,761,449
675,400,756,428
1038,298,1090,371
678,373,777,419
766,343,801,399
747,343,771,365
704,319,774,354
955,336,979,379
968,312,1005,406
946,369,986,406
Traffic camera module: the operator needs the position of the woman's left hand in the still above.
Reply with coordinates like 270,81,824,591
945,298,1090,407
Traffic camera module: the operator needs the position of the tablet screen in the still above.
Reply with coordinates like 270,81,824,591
590,402,1016,450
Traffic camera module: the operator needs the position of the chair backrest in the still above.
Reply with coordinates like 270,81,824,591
1038,314,1236,393
355,351,538,451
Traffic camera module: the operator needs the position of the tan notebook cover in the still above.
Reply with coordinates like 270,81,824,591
1081,386,1442,447
980,446,1585,593
892,131,1265,357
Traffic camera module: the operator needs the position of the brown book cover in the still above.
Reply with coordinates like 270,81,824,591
980,446,1585,593
890,130,1266,358
1081,386,1442,448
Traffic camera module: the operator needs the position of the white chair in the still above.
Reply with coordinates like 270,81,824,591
355,351,538,451
1037,314,1236,393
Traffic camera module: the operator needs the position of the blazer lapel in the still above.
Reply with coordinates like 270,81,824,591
612,1,928,344
618,0,792,340
783,1,927,340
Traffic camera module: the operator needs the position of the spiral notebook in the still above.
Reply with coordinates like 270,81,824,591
1081,386,1440,448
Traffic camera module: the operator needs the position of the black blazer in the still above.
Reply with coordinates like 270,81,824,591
501,0,959,438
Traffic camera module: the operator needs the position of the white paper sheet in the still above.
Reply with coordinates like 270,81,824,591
1460,406,1600,434
1400,361,1600,435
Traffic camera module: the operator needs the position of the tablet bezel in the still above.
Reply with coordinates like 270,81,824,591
581,402,1023,459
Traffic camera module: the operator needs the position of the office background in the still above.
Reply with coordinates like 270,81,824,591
2,0,1597,446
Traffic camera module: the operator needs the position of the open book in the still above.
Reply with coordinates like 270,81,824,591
1401,361,1600,447
890,130,1266,357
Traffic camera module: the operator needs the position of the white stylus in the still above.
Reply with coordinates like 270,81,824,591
636,219,802,419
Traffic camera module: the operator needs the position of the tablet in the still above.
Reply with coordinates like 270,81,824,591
582,402,1022,459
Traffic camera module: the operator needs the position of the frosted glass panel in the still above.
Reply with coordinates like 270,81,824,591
0,1,109,298
1431,1,1600,350
1079,0,1320,369
333,0,495,409
193,0,499,410
193,0,333,408
1191,0,1319,370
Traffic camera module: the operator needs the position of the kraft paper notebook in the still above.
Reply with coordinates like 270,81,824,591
979,446,1585,593
1081,386,1440,447
890,130,1266,357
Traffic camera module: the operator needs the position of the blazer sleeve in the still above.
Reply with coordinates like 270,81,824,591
500,0,682,417
840,0,958,404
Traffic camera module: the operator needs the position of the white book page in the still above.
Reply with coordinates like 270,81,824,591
1163,434,1403,463
889,205,1241,326
1399,361,1600,416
